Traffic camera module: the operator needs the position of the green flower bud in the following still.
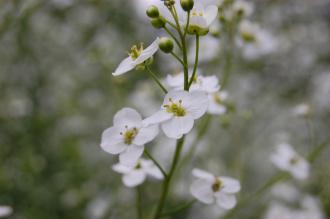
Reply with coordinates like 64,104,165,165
180,0,194,11
151,16,166,29
146,5,159,18
159,37,174,53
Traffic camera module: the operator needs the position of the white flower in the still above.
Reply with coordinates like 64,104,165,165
263,202,294,219
292,103,312,117
0,206,12,218
144,90,208,139
187,1,218,35
236,20,277,59
112,158,163,187
208,91,228,115
270,143,310,180
232,0,254,17
101,108,159,166
190,168,241,209
166,71,220,93
112,38,159,76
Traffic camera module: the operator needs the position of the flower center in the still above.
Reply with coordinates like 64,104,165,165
192,10,203,17
121,126,139,145
135,161,142,169
163,98,186,117
212,178,223,192
289,156,300,165
128,43,144,60
241,31,256,42
213,93,223,105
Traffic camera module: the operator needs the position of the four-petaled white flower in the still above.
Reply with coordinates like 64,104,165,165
186,1,218,35
112,38,160,76
0,206,12,218
270,143,310,180
144,90,208,139
208,91,228,115
112,158,163,187
101,108,158,166
190,168,241,209
166,71,220,93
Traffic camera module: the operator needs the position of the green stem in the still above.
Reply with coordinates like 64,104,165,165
152,137,185,219
170,51,184,65
188,34,200,88
220,140,330,219
145,65,168,94
164,26,182,50
144,149,168,179
183,11,190,37
136,186,143,219
161,199,196,217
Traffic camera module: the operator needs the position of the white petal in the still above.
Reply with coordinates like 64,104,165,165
215,192,237,209
143,110,172,126
133,124,159,145
100,127,125,154
146,166,164,180
219,176,241,193
119,145,144,166
161,116,194,139
166,73,185,88
291,159,310,180
190,179,215,204
184,91,208,119
192,168,215,181
135,38,160,65
112,56,136,76
200,76,220,93
190,16,208,28
112,163,134,174
204,5,218,26
163,90,190,105
122,170,146,187
114,108,142,128
0,206,12,217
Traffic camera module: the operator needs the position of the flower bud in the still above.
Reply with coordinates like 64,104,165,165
151,16,166,29
146,5,159,18
159,37,174,53
180,0,194,11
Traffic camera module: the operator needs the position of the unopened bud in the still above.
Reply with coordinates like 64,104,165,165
146,5,159,18
159,37,174,53
151,16,166,29
180,0,194,11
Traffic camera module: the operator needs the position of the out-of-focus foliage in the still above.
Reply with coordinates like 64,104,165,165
0,0,329,218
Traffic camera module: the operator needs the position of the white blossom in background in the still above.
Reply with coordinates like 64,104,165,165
232,0,254,17
236,20,277,60
190,168,241,209
188,35,221,62
144,90,208,139
112,158,163,187
166,71,220,93
101,108,158,166
270,182,300,203
292,103,312,117
270,143,310,180
208,91,228,115
112,38,159,76
263,202,294,219
0,206,12,218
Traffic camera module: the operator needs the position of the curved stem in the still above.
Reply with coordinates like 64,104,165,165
170,51,184,65
152,136,185,219
145,65,168,94
183,11,191,37
161,199,196,217
188,34,200,88
144,149,168,179
164,26,182,50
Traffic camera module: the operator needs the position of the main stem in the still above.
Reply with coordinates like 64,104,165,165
136,186,143,219
152,136,185,219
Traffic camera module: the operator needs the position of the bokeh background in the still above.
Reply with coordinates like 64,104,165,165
0,0,330,218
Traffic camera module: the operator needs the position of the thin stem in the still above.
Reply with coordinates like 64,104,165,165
136,186,143,219
170,51,184,65
188,34,200,88
164,26,182,50
306,117,315,149
183,11,191,38
145,65,168,94
161,199,196,217
165,20,177,29
152,136,185,219
144,149,168,179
